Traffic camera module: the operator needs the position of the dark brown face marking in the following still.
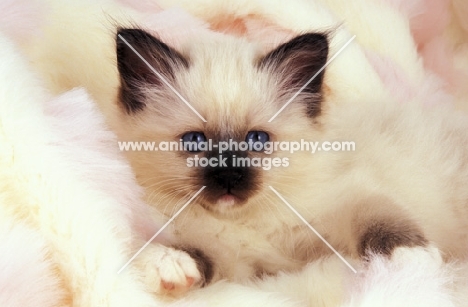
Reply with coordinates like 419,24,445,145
257,33,329,117
201,149,261,208
358,220,428,258
116,28,189,113
178,247,214,286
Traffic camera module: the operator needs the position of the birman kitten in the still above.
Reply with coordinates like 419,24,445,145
114,27,468,288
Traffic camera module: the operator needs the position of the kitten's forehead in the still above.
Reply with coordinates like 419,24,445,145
179,36,276,127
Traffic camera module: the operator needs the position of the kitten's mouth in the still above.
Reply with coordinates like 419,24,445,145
200,191,249,212
216,194,238,207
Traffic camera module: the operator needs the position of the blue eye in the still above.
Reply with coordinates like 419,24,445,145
245,131,269,151
182,132,206,152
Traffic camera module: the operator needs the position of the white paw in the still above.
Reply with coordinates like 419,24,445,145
391,245,443,270
137,244,202,295
345,246,455,307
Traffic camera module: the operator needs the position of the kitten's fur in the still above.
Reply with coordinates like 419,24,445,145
114,27,468,284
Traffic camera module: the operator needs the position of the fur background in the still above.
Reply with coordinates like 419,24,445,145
1,0,467,306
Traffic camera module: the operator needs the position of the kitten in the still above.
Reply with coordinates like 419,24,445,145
114,27,468,285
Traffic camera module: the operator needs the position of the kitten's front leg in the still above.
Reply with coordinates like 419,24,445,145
349,195,429,258
283,195,428,265
357,218,428,257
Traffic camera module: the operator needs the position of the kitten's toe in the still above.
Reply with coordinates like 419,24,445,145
358,221,428,258
137,244,203,295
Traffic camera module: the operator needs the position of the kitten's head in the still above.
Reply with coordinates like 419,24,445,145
115,28,328,216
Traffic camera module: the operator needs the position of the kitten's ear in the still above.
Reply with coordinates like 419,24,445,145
258,33,329,117
116,28,189,113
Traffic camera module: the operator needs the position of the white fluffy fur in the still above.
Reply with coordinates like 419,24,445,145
0,31,204,306
170,248,468,307
341,247,458,307
252,247,468,307
0,214,65,307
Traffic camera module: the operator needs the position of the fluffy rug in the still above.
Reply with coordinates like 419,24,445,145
1,0,467,306
0,5,168,305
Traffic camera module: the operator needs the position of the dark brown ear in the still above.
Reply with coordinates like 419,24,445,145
258,33,328,117
116,28,189,113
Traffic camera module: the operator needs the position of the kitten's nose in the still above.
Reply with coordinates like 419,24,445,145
203,150,249,192
212,168,244,191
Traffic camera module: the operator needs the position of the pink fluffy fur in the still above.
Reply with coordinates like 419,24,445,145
117,0,163,13
43,89,164,243
237,18,296,52
0,221,66,307
365,50,452,107
0,0,45,44
142,8,211,48
364,50,414,103
117,0,295,53
116,0,211,49
383,0,459,90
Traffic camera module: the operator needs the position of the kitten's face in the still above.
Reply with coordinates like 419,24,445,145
116,28,328,215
